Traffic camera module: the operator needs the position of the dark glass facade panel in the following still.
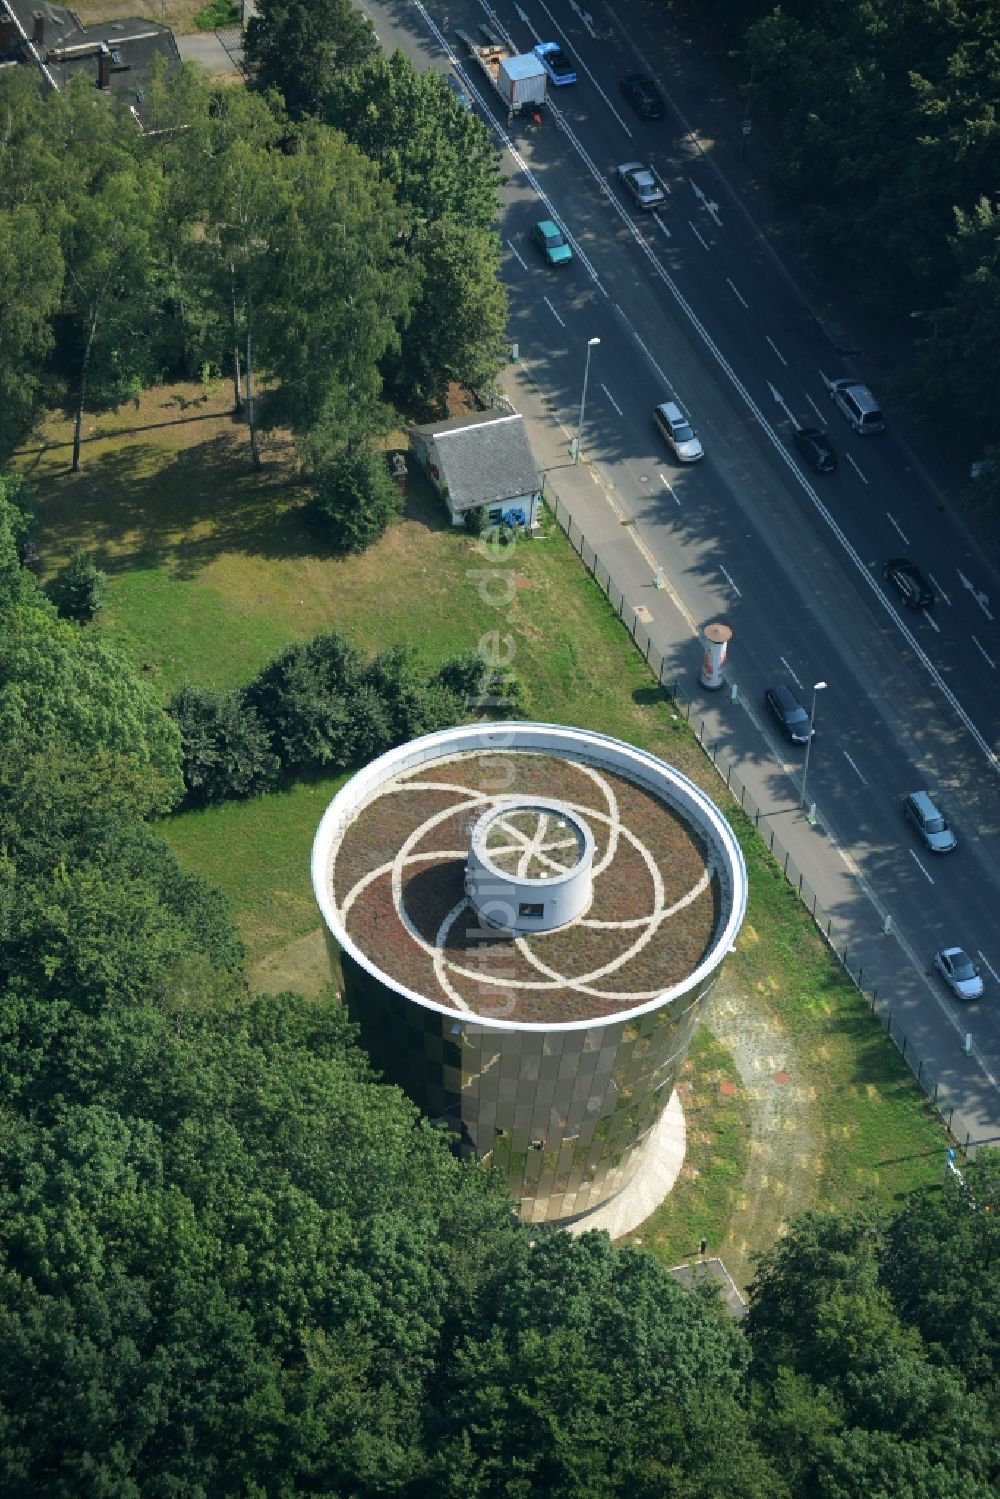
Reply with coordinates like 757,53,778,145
340,952,721,1224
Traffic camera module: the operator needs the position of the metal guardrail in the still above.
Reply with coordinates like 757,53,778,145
545,490,978,1154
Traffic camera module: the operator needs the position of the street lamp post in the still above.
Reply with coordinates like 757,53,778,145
573,336,601,464
800,680,827,811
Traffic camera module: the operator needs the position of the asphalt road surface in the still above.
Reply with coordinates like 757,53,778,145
365,0,1000,1145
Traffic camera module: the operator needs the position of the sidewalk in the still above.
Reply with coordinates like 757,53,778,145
501,354,1000,1155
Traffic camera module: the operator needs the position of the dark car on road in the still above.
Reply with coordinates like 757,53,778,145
793,427,837,474
764,684,815,744
884,558,934,609
620,73,665,119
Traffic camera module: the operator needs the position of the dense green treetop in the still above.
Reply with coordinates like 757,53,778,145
0,51,505,457
882,1153,1000,1388
0,604,183,809
244,0,378,118
747,1194,1000,1499
738,0,1000,459
323,50,502,231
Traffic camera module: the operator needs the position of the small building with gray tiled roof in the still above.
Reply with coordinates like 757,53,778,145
410,408,542,528
0,0,180,131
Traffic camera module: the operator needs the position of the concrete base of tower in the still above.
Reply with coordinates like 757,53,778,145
560,1090,687,1241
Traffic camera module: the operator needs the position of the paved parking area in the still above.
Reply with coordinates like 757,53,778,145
176,28,243,77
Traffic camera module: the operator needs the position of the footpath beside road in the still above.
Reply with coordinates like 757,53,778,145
501,355,1000,1156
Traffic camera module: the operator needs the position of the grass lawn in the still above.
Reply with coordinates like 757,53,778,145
161,772,349,964
731,810,945,1210
629,1029,753,1268
20,382,948,1249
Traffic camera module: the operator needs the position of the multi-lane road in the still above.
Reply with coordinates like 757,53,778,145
367,0,1000,1139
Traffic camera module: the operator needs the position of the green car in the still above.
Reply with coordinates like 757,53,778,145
531,219,572,266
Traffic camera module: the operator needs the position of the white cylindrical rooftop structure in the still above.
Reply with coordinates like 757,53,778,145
465,798,595,933
311,722,747,1223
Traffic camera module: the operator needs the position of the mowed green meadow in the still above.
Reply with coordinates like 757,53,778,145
20,381,949,1260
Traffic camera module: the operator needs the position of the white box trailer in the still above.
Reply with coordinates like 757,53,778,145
457,31,547,113
498,52,546,110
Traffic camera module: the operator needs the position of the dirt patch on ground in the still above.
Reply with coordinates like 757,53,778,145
72,0,224,36
703,972,821,1287
252,928,335,998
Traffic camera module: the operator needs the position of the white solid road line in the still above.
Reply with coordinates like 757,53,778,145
536,0,632,131
823,821,999,1084
476,0,1000,775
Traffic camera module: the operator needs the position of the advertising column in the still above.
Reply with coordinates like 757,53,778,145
700,622,732,690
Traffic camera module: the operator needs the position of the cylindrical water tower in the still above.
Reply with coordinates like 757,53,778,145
311,723,746,1225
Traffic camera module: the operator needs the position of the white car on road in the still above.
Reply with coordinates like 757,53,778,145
617,161,667,211
934,947,984,1000
653,401,703,462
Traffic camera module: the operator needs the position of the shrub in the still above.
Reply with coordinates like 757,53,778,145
433,647,527,719
244,630,366,773
194,0,241,30
173,634,525,808
169,684,280,805
47,547,107,622
362,646,464,748
313,444,404,553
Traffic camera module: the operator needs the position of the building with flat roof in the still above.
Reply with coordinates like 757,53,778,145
312,722,746,1224
0,0,180,131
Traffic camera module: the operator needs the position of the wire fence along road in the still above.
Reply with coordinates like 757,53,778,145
544,490,984,1157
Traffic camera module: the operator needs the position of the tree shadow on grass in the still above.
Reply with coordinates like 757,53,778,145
399,460,451,535
632,684,670,708
32,423,301,574
32,421,454,580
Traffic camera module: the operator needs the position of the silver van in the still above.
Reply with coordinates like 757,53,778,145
830,379,885,434
653,401,703,462
903,790,957,853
